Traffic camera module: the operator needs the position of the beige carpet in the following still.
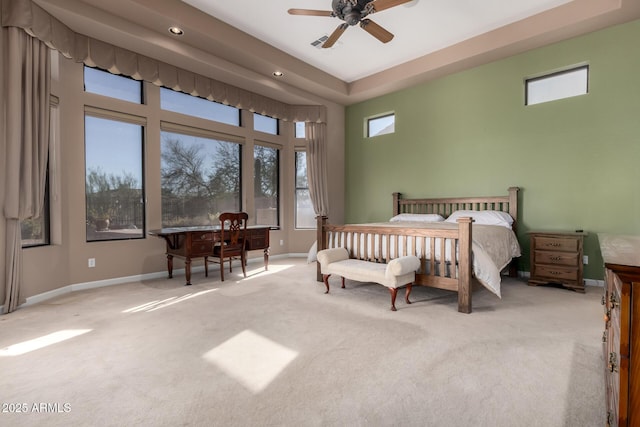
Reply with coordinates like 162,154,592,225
0,258,605,427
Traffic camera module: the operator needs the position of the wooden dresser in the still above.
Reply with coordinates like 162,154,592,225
528,230,587,292
599,234,640,427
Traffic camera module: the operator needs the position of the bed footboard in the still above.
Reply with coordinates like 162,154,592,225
316,216,474,313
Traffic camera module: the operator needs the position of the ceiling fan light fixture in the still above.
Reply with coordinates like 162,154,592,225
168,26,184,36
273,71,284,77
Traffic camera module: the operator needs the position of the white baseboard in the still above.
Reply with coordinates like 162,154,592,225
2,255,295,313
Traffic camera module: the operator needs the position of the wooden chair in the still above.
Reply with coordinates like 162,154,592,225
209,212,248,281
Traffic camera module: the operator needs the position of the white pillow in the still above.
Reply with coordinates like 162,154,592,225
307,241,318,263
445,210,514,229
389,213,445,223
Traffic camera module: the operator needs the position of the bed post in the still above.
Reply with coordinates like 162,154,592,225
457,217,473,314
316,215,328,282
507,187,520,277
393,192,401,216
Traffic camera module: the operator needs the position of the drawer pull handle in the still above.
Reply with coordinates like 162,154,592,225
549,271,562,275
550,256,562,261
601,295,606,306
602,331,607,343
608,352,618,373
609,293,620,308
545,243,561,247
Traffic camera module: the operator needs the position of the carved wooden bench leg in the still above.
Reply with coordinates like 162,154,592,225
322,274,331,294
405,283,413,305
389,287,398,311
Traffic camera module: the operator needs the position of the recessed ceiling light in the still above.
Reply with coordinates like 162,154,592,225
273,71,284,77
168,26,184,36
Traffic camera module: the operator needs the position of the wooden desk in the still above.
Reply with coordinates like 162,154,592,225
149,226,271,285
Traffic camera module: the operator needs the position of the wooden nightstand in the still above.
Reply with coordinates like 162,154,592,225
528,230,587,292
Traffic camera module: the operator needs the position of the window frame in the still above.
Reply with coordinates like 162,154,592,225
525,65,589,106
366,112,396,138
84,113,147,242
253,143,280,227
294,150,315,230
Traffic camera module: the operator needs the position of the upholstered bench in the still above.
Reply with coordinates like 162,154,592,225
316,247,421,311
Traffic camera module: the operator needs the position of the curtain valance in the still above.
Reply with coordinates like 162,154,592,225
1,0,326,123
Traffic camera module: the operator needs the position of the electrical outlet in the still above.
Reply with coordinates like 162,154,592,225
583,255,589,265
88,258,96,268
279,239,284,246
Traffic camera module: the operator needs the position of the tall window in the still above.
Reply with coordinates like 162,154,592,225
295,151,315,229
294,122,306,139
21,102,58,248
161,130,241,226
160,87,240,126
85,115,145,241
254,145,279,226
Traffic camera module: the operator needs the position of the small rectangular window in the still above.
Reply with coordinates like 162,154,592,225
295,122,306,139
84,66,142,104
160,87,240,127
367,113,395,137
254,113,279,135
526,65,589,106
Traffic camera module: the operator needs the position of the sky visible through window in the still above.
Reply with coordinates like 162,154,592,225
85,116,142,185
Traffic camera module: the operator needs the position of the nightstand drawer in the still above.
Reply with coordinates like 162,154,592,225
535,265,578,281
533,236,578,252
534,250,579,266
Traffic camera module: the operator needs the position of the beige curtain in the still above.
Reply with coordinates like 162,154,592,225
305,122,329,217
1,25,51,313
1,0,326,124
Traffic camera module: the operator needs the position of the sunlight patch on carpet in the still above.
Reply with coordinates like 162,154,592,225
122,289,218,313
240,263,295,281
0,329,92,356
203,329,298,393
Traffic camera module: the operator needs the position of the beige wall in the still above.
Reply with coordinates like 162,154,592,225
5,53,345,304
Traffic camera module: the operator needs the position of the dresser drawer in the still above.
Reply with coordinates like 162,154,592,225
534,250,579,266
533,236,578,252
192,232,214,242
534,265,578,281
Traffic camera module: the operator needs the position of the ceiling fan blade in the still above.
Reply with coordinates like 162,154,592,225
369,0,414,13
359,19,394,43
323,23,349,48
288,9,333,17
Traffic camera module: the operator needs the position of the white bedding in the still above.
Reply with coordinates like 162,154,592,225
326,221,521,298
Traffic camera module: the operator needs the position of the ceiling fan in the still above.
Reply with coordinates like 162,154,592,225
288,0,413,48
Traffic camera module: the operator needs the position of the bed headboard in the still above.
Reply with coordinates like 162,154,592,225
393,187,519,228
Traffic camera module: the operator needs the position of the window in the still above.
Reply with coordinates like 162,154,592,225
84,66,142,104
367,113,395,137
21,101,58,248
294,122,306,139
526,65,589,105
161,130,241,227
85,115,145,241
21,173,50,248
160,87,240,126
254,113,278,135
254,145,279,226
295,151,315,229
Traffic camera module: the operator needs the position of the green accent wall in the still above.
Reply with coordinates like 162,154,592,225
345,19,640,280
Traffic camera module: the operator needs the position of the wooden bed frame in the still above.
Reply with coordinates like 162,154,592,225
316,187,519,313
